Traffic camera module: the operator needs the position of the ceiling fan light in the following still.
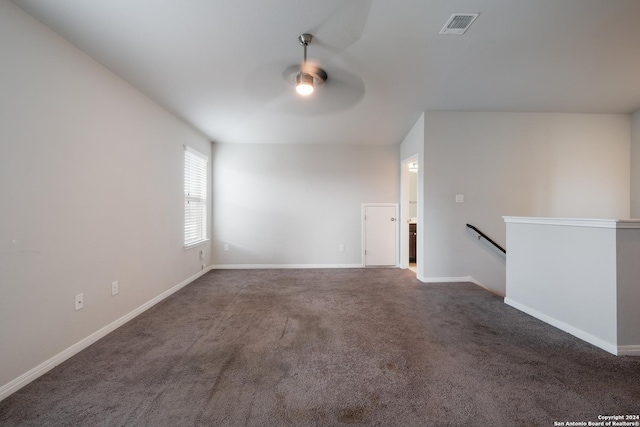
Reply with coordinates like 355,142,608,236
296,72,314,95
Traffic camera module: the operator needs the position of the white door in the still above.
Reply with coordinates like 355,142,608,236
363,205,397,266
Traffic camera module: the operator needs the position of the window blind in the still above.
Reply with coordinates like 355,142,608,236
184,146,208,246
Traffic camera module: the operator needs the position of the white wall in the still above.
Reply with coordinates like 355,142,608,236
631,110,640,217
0,1,211,394
400,113,424,161
505,218,640,355
505,219,618,351
211,143,399,266
422,112,630,295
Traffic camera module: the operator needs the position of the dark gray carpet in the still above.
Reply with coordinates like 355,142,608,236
1,268,639,426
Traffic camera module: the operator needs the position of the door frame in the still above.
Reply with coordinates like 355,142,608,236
361,203,400,267
400,154,419,270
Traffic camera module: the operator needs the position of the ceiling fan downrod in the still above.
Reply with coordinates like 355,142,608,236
295,33,319,96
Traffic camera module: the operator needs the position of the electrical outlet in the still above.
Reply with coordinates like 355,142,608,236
111,280,119,296
75,293,84,311
202,263,206,270
224,243,229,252
339,244,345,252
199,250,205,260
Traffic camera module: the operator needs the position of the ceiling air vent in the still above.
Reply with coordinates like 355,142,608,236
440,13,479,35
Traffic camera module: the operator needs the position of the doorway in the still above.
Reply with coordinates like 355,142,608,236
361,203,398,267
401,155,419,274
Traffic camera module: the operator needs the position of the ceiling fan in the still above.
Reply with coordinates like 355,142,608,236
245,33,365,117
244,31,366,116
275,33,365,115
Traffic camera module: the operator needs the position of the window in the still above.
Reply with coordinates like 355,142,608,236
184,145,208,247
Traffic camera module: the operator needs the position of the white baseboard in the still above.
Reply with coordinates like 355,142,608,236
504,298,619,356
617,345,640,356
212,264,364,269
0,267,213,402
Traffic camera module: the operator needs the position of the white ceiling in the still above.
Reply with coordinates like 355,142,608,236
11,0,640,146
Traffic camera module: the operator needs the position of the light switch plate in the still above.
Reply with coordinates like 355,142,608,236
456,194,464,203
75,293,84,311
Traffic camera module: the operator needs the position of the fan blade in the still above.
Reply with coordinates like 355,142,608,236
307,0,372,59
